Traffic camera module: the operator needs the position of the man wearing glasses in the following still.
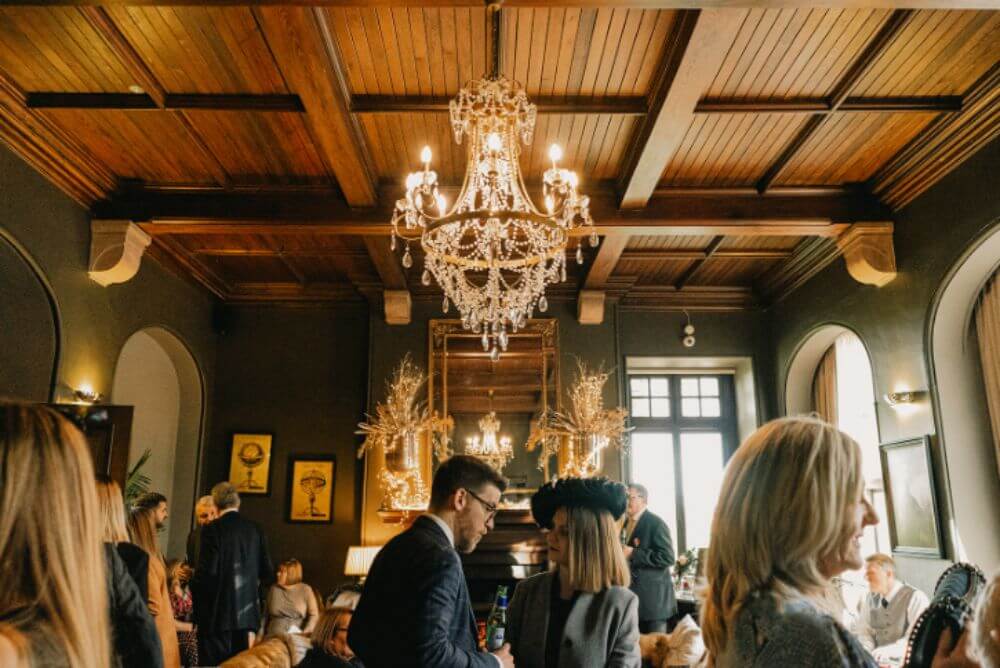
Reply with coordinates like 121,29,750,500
350,455,514,668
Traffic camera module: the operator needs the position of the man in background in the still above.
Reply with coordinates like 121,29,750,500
854,553,930,663
623,483,676,633
186,495,218,566
134,491,169,530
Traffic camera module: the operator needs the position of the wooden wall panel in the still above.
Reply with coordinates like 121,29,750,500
777,112,937,185
107,7,287,95
660,113,808,187
706,9,890,99
0,8,135,92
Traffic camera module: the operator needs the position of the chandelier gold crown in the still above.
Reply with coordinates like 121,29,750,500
390,5,596,360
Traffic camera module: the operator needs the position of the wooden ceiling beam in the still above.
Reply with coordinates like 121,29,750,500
618,9,747,209
25,93,306,112
255,7,378,207
351,95,647,115
696,95,963,114
191,247,369,258
362,236,408,290
618,286,757,312
755,10,913,194
675,235,723,289
621,249,792,261
22,1,1000,8
583,236,629,289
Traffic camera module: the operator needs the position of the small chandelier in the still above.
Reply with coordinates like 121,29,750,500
391,2,596,360
466,411,513,472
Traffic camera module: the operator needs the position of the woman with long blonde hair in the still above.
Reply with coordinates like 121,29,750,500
0,401,111,667
129,505,182,668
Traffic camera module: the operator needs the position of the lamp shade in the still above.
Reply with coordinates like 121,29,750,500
344,545,382,576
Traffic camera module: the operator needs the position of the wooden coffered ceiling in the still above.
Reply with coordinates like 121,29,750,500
1,2,999,314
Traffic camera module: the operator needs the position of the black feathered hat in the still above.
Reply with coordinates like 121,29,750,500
530,477,628,529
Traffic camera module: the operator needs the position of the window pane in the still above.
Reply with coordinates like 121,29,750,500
681,397,701,417
680,432,725,550
630,378,649,397
701,398,721,417
700,377,719,396
650,398,670,417
650,377,669,397
630,433,677,543
631,397,650,418
681,378,699,396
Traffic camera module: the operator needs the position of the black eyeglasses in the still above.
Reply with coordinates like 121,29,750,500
463,487,498,519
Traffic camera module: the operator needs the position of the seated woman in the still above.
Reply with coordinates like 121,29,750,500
299,607,363,668
700,416,977,668
0,402,111,667
166,559,198,667
507,477,640,668
264,559,319,636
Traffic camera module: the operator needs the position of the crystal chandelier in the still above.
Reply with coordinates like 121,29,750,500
465,403,513,472
390,3,596,360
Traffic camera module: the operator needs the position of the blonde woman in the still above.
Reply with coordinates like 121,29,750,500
129,505,182,668
507,477,640,668
0,401,111,667
298,607,361,668
700,416,976,667
263,558,319,636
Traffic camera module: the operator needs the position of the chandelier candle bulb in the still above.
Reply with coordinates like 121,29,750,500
549,143,562,166
420,146,432,167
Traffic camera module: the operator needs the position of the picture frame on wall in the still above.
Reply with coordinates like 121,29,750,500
879,436,943,557
228,433,273,496
287,454,335,524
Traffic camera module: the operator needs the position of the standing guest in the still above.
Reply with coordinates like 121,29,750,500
95,475,164,668
700,416,976,668
349,455,514,668
623,483,677,633
166,560,199,668
129,505,182,668
263,558,319,636
854,553,930,663
506,477,641,668
0,402,111,667
299,608,363,668
973,570,1000,667
136,491,170,530
194,481,274,665
186,495,217,566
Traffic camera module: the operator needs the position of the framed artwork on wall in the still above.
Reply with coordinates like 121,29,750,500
287,454,335,523
879,436,943,557
228,433,273,496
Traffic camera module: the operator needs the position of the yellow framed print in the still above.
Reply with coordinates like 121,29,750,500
288,454,335,523
228,433,273,496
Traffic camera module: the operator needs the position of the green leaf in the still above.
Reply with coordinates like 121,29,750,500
125,449,153,507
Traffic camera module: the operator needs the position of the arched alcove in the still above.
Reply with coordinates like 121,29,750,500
112,327,204,558
927,220,1000,568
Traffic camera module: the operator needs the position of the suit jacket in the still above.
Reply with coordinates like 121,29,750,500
103,543,163,668
115,541,150,602
193,510,273,632
349,515,494,668
186,525,203,566
507,571,641,668
625,510,676,621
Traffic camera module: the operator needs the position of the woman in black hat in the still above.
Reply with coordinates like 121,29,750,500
506,477,641,668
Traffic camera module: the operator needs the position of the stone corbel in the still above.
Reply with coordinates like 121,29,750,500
578,289,606,325
837,222,897,287
384,289,412,325
88,220,152,287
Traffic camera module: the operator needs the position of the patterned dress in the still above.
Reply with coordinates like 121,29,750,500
170,587,198,667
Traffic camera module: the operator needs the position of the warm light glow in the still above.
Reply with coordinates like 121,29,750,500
486,132,503,152
465,411,514,471
73,383,102,405
344,545,382,577
568,172,579,188
436,194,447,214
420,145,432,165
405,172,422,191
548,143,563,163
545,195,554,213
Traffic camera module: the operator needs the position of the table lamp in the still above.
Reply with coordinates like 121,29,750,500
344,545,382,583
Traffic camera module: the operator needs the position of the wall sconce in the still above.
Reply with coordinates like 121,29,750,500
73,384,103,404
344,545,382,583
884,390,927,406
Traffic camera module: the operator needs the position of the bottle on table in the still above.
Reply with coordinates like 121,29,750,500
486,585,508,651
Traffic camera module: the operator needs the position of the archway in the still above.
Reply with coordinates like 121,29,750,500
112,327,204,559
927,220,1000,567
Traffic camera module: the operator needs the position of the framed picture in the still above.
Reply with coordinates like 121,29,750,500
228,433,273,496
287,454,335,523
879,436,943,557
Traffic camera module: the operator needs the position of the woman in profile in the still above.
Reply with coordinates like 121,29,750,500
506,477,640,667
263,558,319,636
129,505,181,668
700,416,977,667
298,607,363,667
0,401,111,666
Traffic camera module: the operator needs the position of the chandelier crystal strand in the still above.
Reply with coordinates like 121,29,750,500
390,5,594,358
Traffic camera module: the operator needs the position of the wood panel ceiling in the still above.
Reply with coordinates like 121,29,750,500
1,2,998,312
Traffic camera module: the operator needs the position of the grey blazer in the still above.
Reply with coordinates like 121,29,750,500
507,571,641,668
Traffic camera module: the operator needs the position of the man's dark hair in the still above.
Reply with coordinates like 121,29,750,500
134,491,167,509
430,455,508,509
628,483,649,501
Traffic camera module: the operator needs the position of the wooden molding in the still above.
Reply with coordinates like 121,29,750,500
755,237,842,305
619,286,756,312
675,235,722,289
384,289,412,325
621,249,792,261
577,289,606,325
88,220,152,287
836,222,897,287
351,95,647,115
25,93,305,112
696,95,962,115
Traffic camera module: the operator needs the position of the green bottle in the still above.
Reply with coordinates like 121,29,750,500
486,585,509,651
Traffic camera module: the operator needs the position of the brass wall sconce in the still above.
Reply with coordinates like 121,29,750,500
73,384,103,404
884,390,927,406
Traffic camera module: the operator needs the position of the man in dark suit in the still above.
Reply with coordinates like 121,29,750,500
194,481,274,665
349,455,514,668
623,483,676,633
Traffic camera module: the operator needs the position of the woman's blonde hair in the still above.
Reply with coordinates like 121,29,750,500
561,505,631,593
311,607,352,654
279,558,303,585
0,402,111,668
700,416,864,657
95,475,130,543
127,504,163,564
972,570,1000,668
